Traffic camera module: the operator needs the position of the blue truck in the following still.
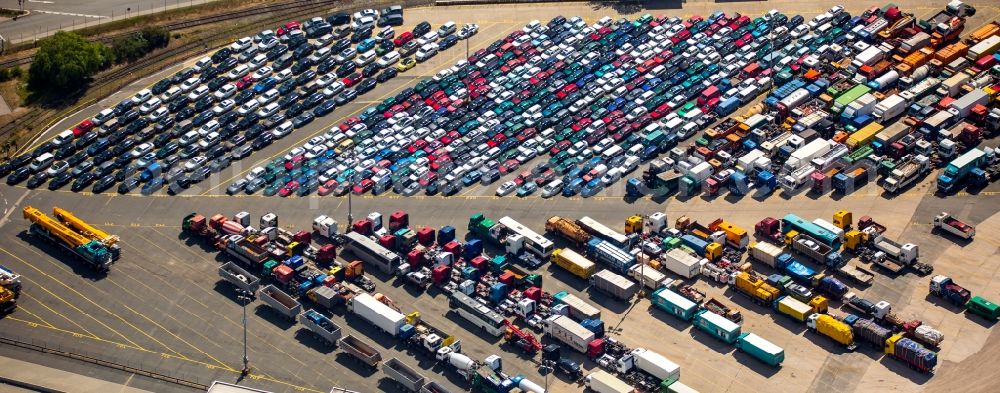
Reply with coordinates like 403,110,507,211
937,148,986,193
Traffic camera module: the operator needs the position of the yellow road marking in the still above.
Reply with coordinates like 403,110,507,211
12,304,56,329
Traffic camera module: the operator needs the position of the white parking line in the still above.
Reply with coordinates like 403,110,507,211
32,10,107,19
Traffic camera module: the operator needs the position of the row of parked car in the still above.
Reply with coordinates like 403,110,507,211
246,8,825,198
2,6,481,194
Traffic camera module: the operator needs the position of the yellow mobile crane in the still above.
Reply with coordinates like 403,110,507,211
53,207,121,259
23,206,113,272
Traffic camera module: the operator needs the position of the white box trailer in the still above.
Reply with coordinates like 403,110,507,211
874,94,906,120
349,293,406,336
749,242,783,268
662,248,703,278
736,149,766,173
591,269,639,300
543,315,595,353
586,371,635,393
628,263,669,289
783,139,833,174
618,348,680,384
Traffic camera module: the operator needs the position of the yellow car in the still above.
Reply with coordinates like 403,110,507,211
397,58,417,72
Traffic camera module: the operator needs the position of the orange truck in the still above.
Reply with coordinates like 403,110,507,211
966,21,1000,44
895,47,934,75
929,42,969,69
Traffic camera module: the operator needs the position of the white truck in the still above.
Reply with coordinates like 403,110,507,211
616,348,680,385
543,314,596,353
662,248,703,278
780,165,817,193
933,212,975,240
591,269,639,300
874,94,906,120
810,143,849,172
349,293,406,336
882,155,929,193
312,215,338,238
782,139,833,174
555,291,601,320
585,371,635,393
628,263,669,289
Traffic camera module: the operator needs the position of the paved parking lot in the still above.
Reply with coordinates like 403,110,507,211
2,1,1000,393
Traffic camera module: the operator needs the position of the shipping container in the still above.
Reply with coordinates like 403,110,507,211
694,310,741,343
651,287,699,321
735,332,785,366
590,270,639,300
662,248,703,278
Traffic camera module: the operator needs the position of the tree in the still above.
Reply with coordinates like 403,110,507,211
28,31,109,93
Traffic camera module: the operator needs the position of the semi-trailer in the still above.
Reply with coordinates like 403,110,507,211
543,314,599,355
383,358,427,392
884,334,937,373
551,248,597,279
338,334,382,369
651,287,699,321
937,148,986,193
845,316,893,348
587,238,637,275
298,309,343,346
218,261,262,293
615,348,680,386
23,206,113,271
806,313,857,350
590,270,639,301
732,272,781,306
693,310,741,344
775,296,827,322
349,292,406,336
735,333,785,366
585,371,635,393
836,263,875,285
932,212,976,240
259,285,302,321
662,248,704,278
553,291,602,320
788,232,844,268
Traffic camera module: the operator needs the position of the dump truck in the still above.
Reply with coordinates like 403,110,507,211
218,261,261,293
553,291,601,320
298,309,343,346
339,334,382,368
259,285,301,321
735,333,785,367
585,370,635,393
703,297,742,323
846,316,893,348
350,292,406,336
23,206,113,272
545,216,592,247
590,270,639,301
788,232,843,268
933,212,975,240
551,248,597,279
732,272,781,305
807,313,856,350
420,381,454,393
384,357,427,392
884,333,937,373
53,207,121,260
929,275,972,306
775,296,826,322
651,287,699,321
836,263,875,285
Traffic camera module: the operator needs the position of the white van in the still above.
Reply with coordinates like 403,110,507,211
53,130,74,147
30,152,55,172
92,108,115,125
601,145,624,161
227,64,250,80
602,167,622,185
258,102,280,118
540,179,563,198
376,51,400,68
438,21,456,37
193,56,212,72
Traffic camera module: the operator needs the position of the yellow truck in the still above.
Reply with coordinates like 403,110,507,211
807,314,856,350
0,287,16,314
551,248,596,279
776,296,828,322
733,272,781,306
708,219,749,249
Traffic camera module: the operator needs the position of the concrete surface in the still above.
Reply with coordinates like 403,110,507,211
0,354,157,393
0,1,998,393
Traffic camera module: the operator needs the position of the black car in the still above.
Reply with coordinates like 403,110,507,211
413,21,431,36
362,63,380,78
157,141,179,158
334,89,357,105
118,177,140,193
207,76,228,91
286,102,306,117
336,62,357,77
217,112,239,127
71,172,96,192
331,38,351,53
26,173,49,189
201,65,219,79
327,12,349,26
114,99,135,115
313,100,336,116
151,79,172,95
295,70,317,86
278,80,298,95
377,15,403,27
556,358,582,379
179,144,200,159
55,144,76,159
272,55,294,71
172,67,196,83
205,144,226,160
303,92,325,109
167,98,188,113
233,90,256,105
252,133,273,150
292,45,314,59
229,133,248,147
351,29,372,43
376,68,398,82
218,57,238,72
47,172,73,189
279,92,301,108
286,112,311,129
439,35,458,49
245,124,266,140
6,167,30,185
211,47,232,63
0,163,11,178
291,59,313,75
317,59,338,74
192,111,213,127
266,44,289,61
355,78,377,94
92,175,117,193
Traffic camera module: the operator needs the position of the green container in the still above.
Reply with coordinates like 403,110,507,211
967,296,1000,321
491,255,508,274
736,332,785,366
694,310,741,344
263,260,278,277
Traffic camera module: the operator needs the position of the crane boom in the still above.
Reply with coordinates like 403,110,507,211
23,206,91,248
53,207,119,246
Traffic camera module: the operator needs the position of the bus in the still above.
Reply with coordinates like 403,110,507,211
344,232,401,275
449,292,506,337
781,214,840,249
576,216,631,248
498,216,554,257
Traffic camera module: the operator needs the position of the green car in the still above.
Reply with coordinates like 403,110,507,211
263,183,280,196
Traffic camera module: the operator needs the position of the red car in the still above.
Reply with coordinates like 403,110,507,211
342,73,363,87
352,179,374,194
279,181,300,197
393,31,414,47
408,139,428,153
550,140,571,156
72,119,95,137
318,180,338,196
236,75,254,90
499,159,519,174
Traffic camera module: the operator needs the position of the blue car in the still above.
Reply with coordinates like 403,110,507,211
254,77,277,93
562,178,584,196
357,38,377,53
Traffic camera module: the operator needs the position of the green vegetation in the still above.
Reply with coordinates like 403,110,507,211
110,26,171,63
28,31,112,93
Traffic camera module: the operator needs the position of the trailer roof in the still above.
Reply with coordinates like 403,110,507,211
741,333,784,355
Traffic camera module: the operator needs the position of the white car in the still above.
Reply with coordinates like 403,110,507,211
130,142,154,158
184,156,208,172
148,107,169,122
791,24,810,38
271,121,293,138
304,135,327,151
457,23,479,39
245,166,266,182
131,89,152,105
251,66,273,81
213,84,237,100
322,81,345,97
179,77,201,92
274,69,293,82
138,97,162,114
317,73,338,87
237,100,260,115
230,36,252,52
284,147,306,161
496,181,517,196
212,99,236,115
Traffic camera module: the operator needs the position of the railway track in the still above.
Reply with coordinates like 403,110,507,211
3,0,424,149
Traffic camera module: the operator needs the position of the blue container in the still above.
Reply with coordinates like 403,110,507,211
462,266,480,281
581,319,605,338
680,235,708,255
757,171,776,191
285,255,305,270
297,281,314,296
398,324,415,340
729,171,749,196
490,282,509,303
438,225,456,244
464,239,483,260
742,139,758,151
313,274,327,285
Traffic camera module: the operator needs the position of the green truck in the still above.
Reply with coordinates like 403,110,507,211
735,332,785,366
967,296,1000,321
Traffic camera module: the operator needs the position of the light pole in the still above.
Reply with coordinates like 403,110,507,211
236,289,252,375
540,360,554,392
347,147,357,227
